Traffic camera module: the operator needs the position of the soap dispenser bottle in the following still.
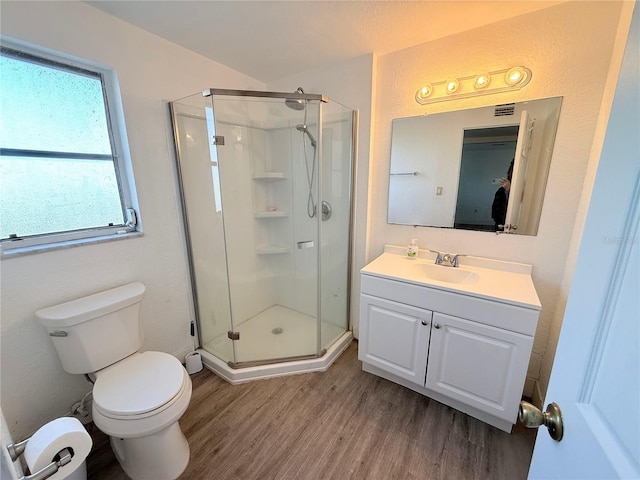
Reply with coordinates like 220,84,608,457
407,239,419,259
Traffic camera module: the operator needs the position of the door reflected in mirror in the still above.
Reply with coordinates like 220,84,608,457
388,97,562,235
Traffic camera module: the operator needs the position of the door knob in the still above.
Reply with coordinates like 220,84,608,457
518,401,564,441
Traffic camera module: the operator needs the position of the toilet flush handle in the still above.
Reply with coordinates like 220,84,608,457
49,331,68,337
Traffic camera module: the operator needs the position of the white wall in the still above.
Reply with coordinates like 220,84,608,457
368,1,626,399
0,1,263,440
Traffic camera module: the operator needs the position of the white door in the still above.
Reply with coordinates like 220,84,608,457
528,7,639,478
504,110,534,233
358,294,432,386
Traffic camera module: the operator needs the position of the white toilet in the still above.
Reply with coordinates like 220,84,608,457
36,282,192,480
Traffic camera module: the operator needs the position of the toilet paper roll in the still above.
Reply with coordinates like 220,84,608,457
23,417,92,480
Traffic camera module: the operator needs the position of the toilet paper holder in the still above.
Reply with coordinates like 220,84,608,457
6,438,72,480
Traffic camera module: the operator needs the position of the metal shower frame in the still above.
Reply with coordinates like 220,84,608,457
172,88,358,369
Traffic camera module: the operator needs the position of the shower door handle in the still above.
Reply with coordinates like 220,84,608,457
297,241,315,249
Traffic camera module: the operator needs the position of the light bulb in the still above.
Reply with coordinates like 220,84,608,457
445,78,459,94
415,83,433,103
505,66,526,86
474,73,491,89
419,84,432,98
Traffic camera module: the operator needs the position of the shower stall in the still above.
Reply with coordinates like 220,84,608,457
170,88,356,382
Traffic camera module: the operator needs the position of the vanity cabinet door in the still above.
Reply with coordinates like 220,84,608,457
358,294,432,386
425,312,533,423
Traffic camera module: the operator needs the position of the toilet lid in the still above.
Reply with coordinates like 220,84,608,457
93,351,186,416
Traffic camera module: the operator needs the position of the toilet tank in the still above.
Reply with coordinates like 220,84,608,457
36,282,146,374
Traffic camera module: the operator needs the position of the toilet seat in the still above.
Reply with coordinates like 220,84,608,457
92,351,193,439
93,351,185,419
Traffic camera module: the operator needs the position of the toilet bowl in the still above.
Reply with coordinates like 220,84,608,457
91,351,192,480
36,283,192,480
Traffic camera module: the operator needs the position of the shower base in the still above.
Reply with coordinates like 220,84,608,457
199,304,352,384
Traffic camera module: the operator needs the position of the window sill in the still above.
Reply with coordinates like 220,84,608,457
1,231,143,259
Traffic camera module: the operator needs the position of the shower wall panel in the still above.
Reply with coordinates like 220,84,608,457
218,122,276,325
290,122,319,319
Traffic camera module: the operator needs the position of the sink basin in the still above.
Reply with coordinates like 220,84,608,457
361,250,541,310
414,263,479,284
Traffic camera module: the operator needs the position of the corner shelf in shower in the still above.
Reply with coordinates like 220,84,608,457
252,172,287,181
252,171,289,256
254,211,288,218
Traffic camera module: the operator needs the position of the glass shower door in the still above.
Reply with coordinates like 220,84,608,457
319,101,354,351
208,92,320,366
170,93,235,365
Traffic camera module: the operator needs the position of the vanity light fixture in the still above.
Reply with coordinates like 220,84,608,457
415,66,531,105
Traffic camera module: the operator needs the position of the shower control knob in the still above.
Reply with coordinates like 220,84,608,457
321,201,332,221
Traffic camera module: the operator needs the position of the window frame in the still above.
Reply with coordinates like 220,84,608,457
0,39,141,255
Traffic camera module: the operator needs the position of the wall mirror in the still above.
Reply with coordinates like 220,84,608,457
388,97,562,235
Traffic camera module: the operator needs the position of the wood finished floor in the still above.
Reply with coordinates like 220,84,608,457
86,341,536,480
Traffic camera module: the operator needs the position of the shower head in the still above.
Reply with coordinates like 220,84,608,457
284,87,306,111
296,124,317,148
285,98,305,111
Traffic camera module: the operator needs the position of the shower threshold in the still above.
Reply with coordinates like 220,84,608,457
198,305,352,384
227,349,327,369
199,331,351,384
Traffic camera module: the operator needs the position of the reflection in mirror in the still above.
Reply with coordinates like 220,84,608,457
388,97,562,235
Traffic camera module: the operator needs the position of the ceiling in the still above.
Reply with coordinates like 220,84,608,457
87,1,564,83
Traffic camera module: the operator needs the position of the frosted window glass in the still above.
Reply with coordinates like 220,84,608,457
0,55,112,154
0,45,133,247
0,156,124,238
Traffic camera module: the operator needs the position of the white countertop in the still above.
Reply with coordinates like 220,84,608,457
361,247,541,310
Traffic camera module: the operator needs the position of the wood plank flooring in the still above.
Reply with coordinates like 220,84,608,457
86,341,536,479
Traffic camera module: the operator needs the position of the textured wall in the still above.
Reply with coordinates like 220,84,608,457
368,1,625,398
0,1,263,440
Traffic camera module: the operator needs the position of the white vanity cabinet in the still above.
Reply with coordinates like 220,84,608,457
358,248,541,432
424,312,533,425
359,295,431,386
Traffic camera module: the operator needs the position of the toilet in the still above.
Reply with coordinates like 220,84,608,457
36,282,192,480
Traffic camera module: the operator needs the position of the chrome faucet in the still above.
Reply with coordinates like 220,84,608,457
429,249,465,267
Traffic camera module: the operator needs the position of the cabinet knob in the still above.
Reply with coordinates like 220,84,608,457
434,323,441,329
421,320,429,326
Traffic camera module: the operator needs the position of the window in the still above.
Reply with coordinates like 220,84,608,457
0,42,139,253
